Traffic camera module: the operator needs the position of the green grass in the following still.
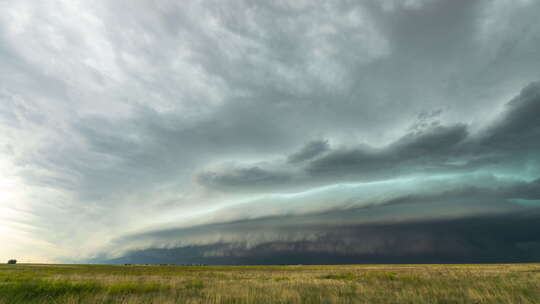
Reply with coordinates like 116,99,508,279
320,272,356,280
0,263,540,303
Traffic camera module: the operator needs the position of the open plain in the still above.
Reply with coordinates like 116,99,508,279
1,263,540,303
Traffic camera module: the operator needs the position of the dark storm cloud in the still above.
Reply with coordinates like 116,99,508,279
477,81,540,150
100,208,540,265
94,175,540,263
198,82,540,192
509,179,540,200
308,124,468,177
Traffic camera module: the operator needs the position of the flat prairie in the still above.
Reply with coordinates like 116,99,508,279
1,263,539,303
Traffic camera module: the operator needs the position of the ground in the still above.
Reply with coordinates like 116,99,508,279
1,263,539,303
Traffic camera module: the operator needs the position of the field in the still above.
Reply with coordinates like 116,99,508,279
1,263,540,303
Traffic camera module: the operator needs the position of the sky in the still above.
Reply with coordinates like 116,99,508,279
1,0,540,264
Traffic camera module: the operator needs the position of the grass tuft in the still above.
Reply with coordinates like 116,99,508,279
184,279,205,290
106,282,165,294
320,272,356,281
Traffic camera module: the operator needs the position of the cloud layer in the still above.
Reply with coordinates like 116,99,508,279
0,0,539,263
102,209,540,265
199,82,540,193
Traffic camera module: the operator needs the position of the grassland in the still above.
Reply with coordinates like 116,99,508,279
1,263,540,303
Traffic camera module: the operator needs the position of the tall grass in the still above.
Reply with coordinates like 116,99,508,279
0,263,539,303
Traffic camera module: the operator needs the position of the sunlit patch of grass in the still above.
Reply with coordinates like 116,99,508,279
273,277,290,282
320,272,356,281
184,279,204,290
0,272,39,282
361,271,398,280
0,279,102,302
106,281,166,294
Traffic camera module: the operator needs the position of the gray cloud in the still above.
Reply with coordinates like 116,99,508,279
198,82,540,193
0,0,539,263
477,82,540,150
98,208,540,265
287,140,330,163
92,175,540,262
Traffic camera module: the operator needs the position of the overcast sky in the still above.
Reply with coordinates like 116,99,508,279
1,0,540,264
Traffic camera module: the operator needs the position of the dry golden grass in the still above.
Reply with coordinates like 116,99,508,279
1,263,540,303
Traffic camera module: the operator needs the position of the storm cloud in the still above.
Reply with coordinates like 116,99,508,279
198,82,540,193
1,0,539,263
101,208,540,265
